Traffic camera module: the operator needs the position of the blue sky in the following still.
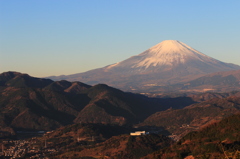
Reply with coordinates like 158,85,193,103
1,0,240,77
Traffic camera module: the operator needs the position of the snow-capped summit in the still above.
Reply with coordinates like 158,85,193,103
50,40,240,90
106,40,222,72
147,40,199,54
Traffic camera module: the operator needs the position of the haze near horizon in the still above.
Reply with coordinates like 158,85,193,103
0,0,240,77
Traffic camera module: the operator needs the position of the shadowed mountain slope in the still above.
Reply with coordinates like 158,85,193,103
143,113,240,159
53,133,173,159
139,96,240,139
1,71,240,146
0,71,176,136
0,71,53,88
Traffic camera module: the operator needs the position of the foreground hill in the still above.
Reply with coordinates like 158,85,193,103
49,40,240,92
45,123,131,142
139,95,240,139
16,122,171,159
143,113,240,159
52,133,173,159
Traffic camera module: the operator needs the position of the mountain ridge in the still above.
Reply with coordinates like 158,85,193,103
0,71,171,136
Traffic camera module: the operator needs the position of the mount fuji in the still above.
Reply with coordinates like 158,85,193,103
50,40,240,91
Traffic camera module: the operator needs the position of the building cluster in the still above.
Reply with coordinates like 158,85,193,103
0,139,57,159
2,140,30,158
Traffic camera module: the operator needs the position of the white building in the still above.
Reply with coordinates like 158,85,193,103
130,131,149,136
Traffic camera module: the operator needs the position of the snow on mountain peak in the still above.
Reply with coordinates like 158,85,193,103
106,40,216,70
147,40,205,57
132,40,216,68
149,40,184,52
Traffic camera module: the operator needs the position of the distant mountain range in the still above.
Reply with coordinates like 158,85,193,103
139,69,240,93
49,40,240,92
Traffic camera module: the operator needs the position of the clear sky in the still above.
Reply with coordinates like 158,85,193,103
1,0,240,77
